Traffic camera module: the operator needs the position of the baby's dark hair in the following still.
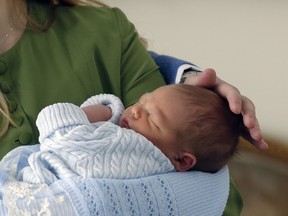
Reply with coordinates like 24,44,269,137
171,84,242,173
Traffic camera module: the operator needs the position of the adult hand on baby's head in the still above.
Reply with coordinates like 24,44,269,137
184,68,268,150
237,95,268,150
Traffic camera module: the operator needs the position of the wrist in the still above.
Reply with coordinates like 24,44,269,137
180,69,202,84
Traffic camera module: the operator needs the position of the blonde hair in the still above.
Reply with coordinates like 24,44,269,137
26,0,108,31
0,94,17,138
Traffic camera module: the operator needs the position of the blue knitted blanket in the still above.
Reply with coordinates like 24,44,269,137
0,92,229,216
0,143,229,215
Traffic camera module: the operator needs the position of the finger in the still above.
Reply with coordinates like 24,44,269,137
216,83,242,114
244,136,269,150
241,96,256,128
248,121,262,140
245,136,269,150
240,96,269,150
255,139,269,150
247,118,266,147
241,126,269,150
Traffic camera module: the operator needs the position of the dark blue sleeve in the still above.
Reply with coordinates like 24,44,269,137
149,51,199,84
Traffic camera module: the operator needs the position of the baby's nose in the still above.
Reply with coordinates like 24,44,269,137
132,105,143,120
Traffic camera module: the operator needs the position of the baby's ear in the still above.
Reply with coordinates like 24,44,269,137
174,152,196,172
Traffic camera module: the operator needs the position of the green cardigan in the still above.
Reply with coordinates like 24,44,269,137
0,1,242,215
0,2,165,157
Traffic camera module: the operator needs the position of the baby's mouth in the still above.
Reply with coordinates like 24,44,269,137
120,117,130,129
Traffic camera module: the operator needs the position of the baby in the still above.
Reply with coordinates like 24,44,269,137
84,84,242,173
1,84,242,184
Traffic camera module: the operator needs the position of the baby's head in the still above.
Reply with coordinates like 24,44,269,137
120,84,242,173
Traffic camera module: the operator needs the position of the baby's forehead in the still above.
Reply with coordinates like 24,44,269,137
152,85,181,97
140,85,191,110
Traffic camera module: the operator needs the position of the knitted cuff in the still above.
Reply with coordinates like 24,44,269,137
36,103,89,143
80,94,124,124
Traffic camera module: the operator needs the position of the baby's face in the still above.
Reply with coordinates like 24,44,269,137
119,85,187,159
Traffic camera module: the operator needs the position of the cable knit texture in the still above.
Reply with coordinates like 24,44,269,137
20,94,175,184
0,158,229,216
0,94,230,215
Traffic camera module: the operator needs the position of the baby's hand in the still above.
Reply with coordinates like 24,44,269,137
82,104,111,123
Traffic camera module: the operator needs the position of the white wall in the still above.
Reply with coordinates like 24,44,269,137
105,0,288,144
